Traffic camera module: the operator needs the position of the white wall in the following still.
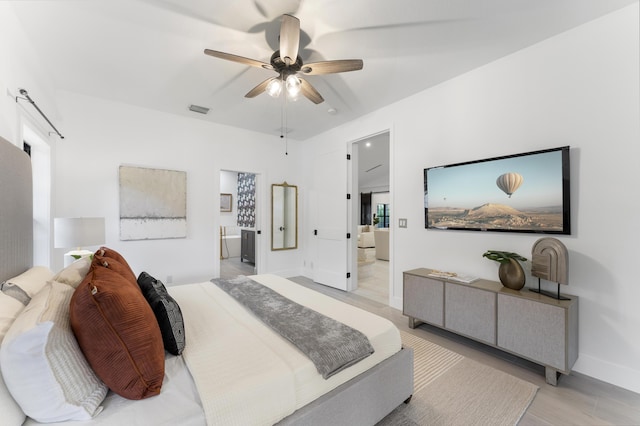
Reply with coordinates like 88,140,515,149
0,3,58,145
52,91,305,282
219,170,239,233
303,4,640,393
0,4,59,269
1,5,306,281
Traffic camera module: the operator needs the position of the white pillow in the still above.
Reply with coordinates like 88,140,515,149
2,266,54,298
0,266,55,426
1,266,55,338
0,281,108,422
0,374,23,426
52,256,92,288
0,291,34,426
0,294,30,426
0,293,24,340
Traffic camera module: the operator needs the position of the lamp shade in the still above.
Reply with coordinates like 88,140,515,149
54,217,105,249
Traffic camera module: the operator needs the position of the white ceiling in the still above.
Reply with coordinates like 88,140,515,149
9,0,635,140
357,133,390,191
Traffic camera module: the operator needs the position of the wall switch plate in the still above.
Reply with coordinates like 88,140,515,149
399,218,408,228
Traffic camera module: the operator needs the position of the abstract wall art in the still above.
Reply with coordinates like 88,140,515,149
119,165,187,240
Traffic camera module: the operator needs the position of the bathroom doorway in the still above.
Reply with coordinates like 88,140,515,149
219,170,258,279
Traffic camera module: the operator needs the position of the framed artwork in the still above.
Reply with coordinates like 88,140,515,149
220,193,232,212
119,165,187,240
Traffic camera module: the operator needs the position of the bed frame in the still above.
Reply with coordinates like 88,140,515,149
0,135,413,425
279,347,413,425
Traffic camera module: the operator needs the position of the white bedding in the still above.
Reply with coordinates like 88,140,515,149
174,274,401,425
25,274,401,426
24,355,204,426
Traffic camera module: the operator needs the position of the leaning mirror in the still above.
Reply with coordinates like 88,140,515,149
271,182,298,250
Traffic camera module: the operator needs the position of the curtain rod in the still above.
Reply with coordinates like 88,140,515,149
15,88,65,139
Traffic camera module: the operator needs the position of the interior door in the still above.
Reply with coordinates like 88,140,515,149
311,148,348,290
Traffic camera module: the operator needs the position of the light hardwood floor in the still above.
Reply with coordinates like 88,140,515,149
220,256,255,279
354,259,389,305
289,276,640,426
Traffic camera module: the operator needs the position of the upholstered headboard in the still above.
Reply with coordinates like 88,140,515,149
0,136,33,282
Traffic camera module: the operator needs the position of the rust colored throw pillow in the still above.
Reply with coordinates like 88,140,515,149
70,264,165,400
92,254,138,289
94,247,137,282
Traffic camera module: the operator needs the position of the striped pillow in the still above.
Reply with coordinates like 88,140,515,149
0,281,107,422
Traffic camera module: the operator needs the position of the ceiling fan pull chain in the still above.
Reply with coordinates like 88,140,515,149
280,87,287,155
283,91,288,156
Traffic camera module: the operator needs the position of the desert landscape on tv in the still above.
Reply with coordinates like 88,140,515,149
424,148,567,232
426,203,563,231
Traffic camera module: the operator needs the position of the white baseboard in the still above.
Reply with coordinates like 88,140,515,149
390,296,402,311
573,353,640,394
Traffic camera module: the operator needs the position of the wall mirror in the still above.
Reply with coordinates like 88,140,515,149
271,182,297,250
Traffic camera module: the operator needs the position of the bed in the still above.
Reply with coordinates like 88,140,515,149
0,135,413,426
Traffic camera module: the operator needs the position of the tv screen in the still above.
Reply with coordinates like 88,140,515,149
424,146,570,234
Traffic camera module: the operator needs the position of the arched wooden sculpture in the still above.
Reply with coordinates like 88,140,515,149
530,237,569,300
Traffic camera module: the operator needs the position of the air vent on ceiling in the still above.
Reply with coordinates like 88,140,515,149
188,104,210,114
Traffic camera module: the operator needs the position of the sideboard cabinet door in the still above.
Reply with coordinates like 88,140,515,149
497,294,575,372
445,282,496,345
403,273,444,327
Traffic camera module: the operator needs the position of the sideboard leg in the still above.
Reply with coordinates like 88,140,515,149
407,317,423,329
545,367,559,386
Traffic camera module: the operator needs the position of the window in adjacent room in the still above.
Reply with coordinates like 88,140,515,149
376,203,390,228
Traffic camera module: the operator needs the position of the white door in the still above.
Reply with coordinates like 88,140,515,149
311,148,349,290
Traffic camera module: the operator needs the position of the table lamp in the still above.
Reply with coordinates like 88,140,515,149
54,217,105,265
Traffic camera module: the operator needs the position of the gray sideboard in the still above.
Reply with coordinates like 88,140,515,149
403,268,578,385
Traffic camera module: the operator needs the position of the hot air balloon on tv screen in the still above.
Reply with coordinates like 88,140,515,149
496,172,524,198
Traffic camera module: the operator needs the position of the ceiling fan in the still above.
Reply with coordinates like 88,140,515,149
204,14,363,104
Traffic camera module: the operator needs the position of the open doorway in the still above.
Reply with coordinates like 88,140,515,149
351,131,390,305
219,170,258,279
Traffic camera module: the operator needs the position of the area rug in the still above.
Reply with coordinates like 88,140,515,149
378,331,539,426
400,330,464,392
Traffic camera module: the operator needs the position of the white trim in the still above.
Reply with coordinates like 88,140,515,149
574,353,640,394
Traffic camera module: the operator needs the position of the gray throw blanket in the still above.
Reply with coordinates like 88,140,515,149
211,276,374,379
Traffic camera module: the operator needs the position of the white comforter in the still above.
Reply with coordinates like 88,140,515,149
24,275,401,426
171,274,401,426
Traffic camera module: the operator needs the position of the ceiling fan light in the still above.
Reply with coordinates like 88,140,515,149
285,74,301,97
287,91,300,102
266,79,282,97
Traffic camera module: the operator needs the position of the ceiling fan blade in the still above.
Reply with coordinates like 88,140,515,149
245,77,278,98
299,78,324,104
204,49,273,71
301,59,363,75
279,14,300,65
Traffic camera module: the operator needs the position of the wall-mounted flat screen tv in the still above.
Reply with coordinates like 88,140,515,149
424,146,570,234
